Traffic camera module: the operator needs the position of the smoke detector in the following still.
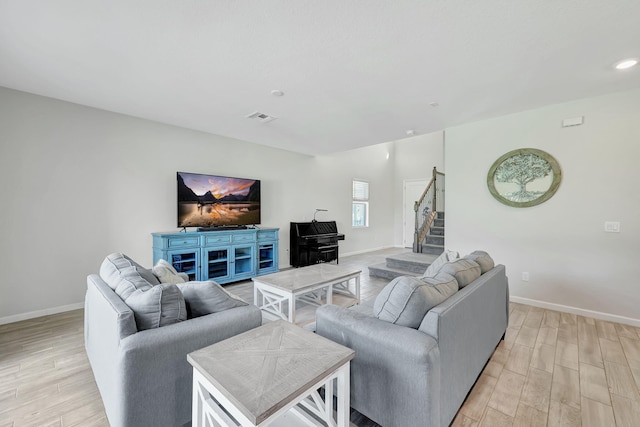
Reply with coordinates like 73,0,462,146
246,111,277,123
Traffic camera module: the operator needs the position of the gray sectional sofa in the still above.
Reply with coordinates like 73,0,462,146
84,253,262,427
316,251,509,427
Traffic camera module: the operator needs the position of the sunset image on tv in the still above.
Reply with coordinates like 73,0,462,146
177,172,261,227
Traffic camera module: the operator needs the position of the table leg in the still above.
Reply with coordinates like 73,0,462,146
254,285,259,307
192,372,202,427
337,362,350,427
289,295,295,324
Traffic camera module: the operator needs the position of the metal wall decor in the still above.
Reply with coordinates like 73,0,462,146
487,148,561,207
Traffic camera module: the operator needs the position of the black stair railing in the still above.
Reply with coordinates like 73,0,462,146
413,167,445,253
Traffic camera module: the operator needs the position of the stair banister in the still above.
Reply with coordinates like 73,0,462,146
413,167,445,253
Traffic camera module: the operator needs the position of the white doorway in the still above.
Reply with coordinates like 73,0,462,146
403,179,429,248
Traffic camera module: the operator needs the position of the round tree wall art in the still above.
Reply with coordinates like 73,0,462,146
487,148,562,207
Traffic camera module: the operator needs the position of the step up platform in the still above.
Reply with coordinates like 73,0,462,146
368,252,439,281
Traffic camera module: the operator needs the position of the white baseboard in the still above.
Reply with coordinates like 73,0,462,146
0,302,84,326
510,296,640,328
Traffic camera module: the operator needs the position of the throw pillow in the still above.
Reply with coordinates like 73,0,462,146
422,249,459,278
111,265,155,300
99,252,160,289
177,281,248,318
124,283,187,330
152,259,187,284
373,272,458,328
463,250,495,274
439,258,482,288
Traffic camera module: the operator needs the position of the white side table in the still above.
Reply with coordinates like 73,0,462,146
188,320,355,427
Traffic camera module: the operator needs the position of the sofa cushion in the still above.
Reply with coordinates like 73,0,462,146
124,283,187,330
177,281,248,318
373,272,458,328
439,259,482,288
152,259,187,284
463,250,495,274
99,252,160,290
422,250,459,278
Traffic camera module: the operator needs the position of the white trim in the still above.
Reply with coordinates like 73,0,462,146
510,296,640,327
0,302,84,325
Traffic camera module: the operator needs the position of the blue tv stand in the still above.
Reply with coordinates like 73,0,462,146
152,228,279,284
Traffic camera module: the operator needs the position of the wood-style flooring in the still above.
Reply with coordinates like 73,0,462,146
1,248,640,426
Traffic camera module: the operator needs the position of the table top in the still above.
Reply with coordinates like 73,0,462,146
188,320,355,425
251,263,361,292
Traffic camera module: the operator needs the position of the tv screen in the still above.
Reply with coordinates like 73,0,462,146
177,172,261,228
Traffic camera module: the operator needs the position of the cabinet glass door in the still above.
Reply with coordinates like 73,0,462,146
168,250,199,281
258,243,276,274
203,247,230,282
232,244,255,280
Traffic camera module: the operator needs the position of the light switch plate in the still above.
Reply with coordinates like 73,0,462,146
604,221,621,233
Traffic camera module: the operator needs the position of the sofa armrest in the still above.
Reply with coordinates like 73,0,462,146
419,264,509,425
107,305,261,427
316,304,440,427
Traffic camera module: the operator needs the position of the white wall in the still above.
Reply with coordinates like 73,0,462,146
445,89,640,324
0,87,396,321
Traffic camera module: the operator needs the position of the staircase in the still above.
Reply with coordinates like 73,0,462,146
420,211,445,254
369,212,445,280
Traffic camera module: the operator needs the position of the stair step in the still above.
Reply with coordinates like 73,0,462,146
433,218,445,228
385,252,438,274
368,263,426,281
436,211,445,219
420,244,445,255
430,226,445,236
425,235,444,245
368,252,440,280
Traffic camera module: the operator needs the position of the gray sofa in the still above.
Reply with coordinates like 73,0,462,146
84,254,262,427
316,254,509,427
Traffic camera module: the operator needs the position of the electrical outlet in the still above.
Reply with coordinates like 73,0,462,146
522,272,530,282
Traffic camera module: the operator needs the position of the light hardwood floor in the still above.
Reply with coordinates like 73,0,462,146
1,248,640,426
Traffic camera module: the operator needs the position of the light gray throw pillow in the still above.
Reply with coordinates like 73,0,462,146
177,281,248,318
152,259,187,284
99,252,160,289
373,272,458,328
422,250,458,278
439,258,482,288
99,253,186,330
463,250,495,274
124,283,187,330
110,266,154,300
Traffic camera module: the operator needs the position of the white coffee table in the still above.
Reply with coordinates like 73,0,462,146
188,320,355,427
252,264,361,324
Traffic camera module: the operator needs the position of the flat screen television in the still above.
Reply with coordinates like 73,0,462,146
177,172,261,228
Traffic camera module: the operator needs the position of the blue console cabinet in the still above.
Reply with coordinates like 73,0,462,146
152,228,279,284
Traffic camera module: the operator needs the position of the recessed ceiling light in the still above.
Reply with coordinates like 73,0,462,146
271,89,285,97
614,58,638,70
406,129,416,136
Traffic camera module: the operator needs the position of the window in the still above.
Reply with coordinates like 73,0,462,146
352,179,369,227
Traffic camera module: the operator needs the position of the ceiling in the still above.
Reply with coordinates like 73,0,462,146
1,1,639,156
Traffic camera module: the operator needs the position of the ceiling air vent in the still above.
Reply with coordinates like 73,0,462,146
246,111,277,123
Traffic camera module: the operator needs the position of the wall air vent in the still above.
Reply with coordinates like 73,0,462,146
246,111,277,123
